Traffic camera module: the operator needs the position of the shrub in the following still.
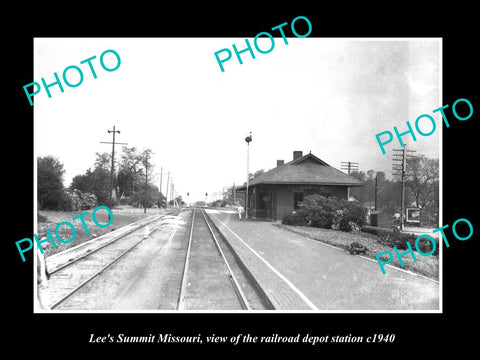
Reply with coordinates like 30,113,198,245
414,236,439,257
416,238,432,254
297,195,339,229
361,225,391,237
332,200,366,232
346,242,368,255
65,189,98,210
377,231,416,250
362,225,422,251
37,212,48,223
282,212,308,226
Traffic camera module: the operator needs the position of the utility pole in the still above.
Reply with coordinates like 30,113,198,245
158,167,170,208
144,152,148,213
392,145,416,230
159,166,163,208
340,161,359,175
245,132,252,219
165,171,170,208
341,161,359,199
374,174,386,211
100,125,128,211
233,183,236,204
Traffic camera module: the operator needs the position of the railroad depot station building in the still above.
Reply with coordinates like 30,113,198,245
237,151,363,221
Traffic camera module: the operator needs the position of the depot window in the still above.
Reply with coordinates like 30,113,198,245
294,192,304,210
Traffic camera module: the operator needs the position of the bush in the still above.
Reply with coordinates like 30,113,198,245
65,189,97,210
282,212,308,226
37,212,48,223
346,242,368,255
332,200,366,232
413,236,439,256
296,195,366,232
297,195,339,228
361,225,421,251
361,225,391,237
377,231,416,250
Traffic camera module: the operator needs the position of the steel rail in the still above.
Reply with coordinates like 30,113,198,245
177,208,250,310
50,225,160,309
177,208,196,310
48,210,178,275
200,209,251,310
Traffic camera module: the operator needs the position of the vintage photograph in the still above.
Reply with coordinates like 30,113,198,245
33,37,441,312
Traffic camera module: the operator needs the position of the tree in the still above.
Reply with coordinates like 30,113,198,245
405,155,439,209
38,156,69,210
93,152,111,171
170,195,185,206
140,148,154,210
349,170,402,213
129,183,160,208
250,169,265,180
117,147,148,197
404,155,439,225
376,171,386,183
222,184,244,206
378,180,402,214
349,170,373,204
70,152,112,205
366,169,376,181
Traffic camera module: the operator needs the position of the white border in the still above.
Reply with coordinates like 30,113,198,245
34,37,443,314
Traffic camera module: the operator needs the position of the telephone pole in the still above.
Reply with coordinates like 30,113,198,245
165,171,170,208
144,152,149,213
392,145,416,230
159,166,163,208
157,167,171,208
245,132,252,219
340,161,359,175
341,161,359,199
100,125,128,210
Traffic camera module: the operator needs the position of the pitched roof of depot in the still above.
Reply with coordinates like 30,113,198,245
240,152,363,188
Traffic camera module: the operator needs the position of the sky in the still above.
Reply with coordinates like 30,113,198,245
34,38,441,203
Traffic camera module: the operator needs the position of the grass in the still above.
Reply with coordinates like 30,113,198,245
273,223,439,281
37,206,168,258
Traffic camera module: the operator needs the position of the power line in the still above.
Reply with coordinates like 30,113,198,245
340,161,359,175
392,145,416,230
144,151,149,213
340,161,359,199
100,125,128,210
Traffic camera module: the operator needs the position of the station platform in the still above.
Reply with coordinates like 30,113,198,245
206,210,440,311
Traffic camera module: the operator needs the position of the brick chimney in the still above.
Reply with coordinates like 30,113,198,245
293,151,303,160
277,160,284,167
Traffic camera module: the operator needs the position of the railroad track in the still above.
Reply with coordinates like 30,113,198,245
42,209,182,310
177,208,272,310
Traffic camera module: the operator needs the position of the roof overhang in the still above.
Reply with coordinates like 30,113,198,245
236,181,363,192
